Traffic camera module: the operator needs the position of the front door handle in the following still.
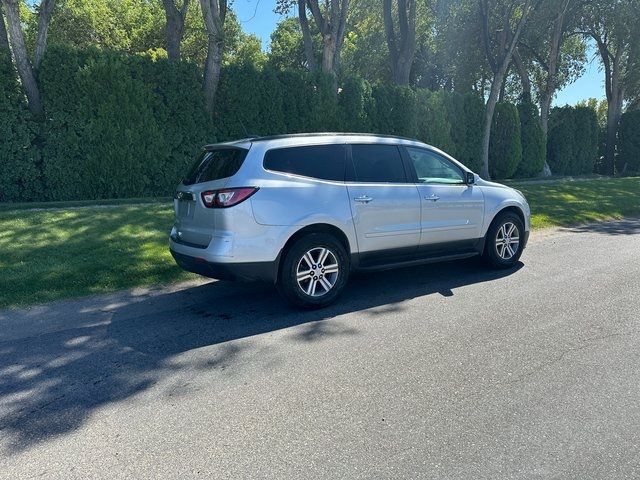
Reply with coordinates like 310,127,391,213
354,195,373,204
425,194,440,201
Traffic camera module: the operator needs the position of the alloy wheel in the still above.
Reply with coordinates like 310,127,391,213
495,222,520,260
296,247,340,297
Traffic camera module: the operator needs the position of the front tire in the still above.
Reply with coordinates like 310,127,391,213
482,212,525,269
277,233,350,309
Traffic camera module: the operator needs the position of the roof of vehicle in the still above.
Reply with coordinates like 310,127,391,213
204,132,424,150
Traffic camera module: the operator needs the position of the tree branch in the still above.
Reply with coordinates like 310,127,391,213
33,0,55,70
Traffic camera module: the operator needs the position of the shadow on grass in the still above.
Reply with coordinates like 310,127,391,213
0,258,521,454
0,204,184,307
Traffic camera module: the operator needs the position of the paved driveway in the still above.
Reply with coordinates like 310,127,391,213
1,219,639,479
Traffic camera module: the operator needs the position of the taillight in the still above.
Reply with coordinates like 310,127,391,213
201,187,259,208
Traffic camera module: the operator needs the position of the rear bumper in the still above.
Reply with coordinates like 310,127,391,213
170,250,278,283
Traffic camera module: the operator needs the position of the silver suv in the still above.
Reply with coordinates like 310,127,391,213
170,133,531,308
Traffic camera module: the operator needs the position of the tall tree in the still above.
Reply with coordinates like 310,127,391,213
383,0,417,85
200,0,227,115
581,0,640,174
1,0,56,116
478,0,536,179
162,0,190,61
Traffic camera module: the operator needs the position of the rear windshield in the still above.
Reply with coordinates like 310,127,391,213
182,148,248,185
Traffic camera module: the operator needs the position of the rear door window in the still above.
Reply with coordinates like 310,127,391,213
183,148,248,185
263,144,346,181
350,144,407,183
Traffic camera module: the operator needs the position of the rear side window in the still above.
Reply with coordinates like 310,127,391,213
264,144,346,181
183,148,248,185
350,144,407,183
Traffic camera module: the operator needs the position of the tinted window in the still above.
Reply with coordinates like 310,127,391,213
264,144,346,181
405,147,464,184
351,144,407,183
183,148,248,185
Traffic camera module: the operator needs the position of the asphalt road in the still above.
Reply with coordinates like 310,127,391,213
1,219,640,479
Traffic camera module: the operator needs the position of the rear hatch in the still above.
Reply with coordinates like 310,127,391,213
173,147,249,248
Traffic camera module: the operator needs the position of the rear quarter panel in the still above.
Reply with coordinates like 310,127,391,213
234,140,358,255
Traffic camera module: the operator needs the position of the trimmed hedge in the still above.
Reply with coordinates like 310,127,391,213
38,46,212,201
618,109,640,173
0,53,42,202
547,106,599,175
516,101,546,178
489,102,522,179
0,45,610,202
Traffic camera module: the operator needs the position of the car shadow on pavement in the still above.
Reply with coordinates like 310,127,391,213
0,258,522,454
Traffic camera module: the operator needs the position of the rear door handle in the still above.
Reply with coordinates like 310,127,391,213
354,195,373,204
425,194,440,202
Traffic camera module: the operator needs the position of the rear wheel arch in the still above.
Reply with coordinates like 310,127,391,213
276,224,352,280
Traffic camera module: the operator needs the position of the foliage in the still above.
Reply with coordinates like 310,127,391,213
338,75,373,132
0,33,623,203
38,45,212,201
446,92,485,172
618,109,640,173
268,17,321,71
0,52,42,201
547,106,599,175
369,84,418,137
42,0,165,54
516,101,546,178
415,89,454,153
489,102,522,179
214,63,287,139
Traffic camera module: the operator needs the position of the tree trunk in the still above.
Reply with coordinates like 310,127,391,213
0,4,9,53
536,1,568,177
512,49,531,102
393,54,412,85
200,0,225,115
321,33,336,75
2,0,43,116
33,0,55,70
480,73,504,179
203,35,222,115
605,81,623,175
162,0,189,62
298,0,317,71
538,92,553,176
383,0,415,86
306,0,349,82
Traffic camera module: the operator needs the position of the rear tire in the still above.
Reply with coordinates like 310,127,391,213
482,212,525,269
277,233,349,309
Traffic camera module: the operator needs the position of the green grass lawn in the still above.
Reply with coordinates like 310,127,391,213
513,177,640,229
1,177,639,308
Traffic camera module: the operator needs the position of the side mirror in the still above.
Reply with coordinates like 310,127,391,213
465,172,475,185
